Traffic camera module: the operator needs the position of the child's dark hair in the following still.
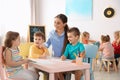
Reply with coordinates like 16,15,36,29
68,27,80,37
101,35,110,42
34,31,45,40
4,31,19,48
55,14,69,54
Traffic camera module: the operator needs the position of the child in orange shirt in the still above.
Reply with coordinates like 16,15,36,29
80,31,100,47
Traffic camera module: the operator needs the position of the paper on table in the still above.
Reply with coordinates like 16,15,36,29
28,58,72,66
29,58,55,65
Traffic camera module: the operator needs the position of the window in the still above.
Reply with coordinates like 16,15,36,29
0,0,31,42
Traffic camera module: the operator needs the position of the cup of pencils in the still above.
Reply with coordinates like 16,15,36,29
76,57,83,65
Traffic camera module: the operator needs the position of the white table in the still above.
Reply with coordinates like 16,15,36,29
29,58,90,80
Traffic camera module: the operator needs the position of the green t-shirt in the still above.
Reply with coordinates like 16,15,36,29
64,42,85,60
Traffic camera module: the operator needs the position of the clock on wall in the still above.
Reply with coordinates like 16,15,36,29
104,7,115,18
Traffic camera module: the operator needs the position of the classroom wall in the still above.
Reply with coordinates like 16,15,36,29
37,0,120,41
0,0,120,45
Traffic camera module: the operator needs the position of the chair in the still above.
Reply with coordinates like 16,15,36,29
18,42,33,69
19,42,33,58
99,58,118,72
82,44,98,80
84,44,99,71
0,46,24,80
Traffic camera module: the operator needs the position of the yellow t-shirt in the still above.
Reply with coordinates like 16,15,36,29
29,44,49,59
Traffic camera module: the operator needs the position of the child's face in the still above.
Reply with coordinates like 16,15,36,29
84,34,89,40
34,36,44,46
54,18,65,31
114,33,119,41
12,36,20,47
67,32,79,45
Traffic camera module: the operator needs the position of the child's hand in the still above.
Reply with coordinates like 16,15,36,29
39,53,47,59
39,43,45,48
80,54,84,58
61,55,66,61
22,59,29,63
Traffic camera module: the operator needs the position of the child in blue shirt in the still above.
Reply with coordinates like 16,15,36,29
61,27,85,80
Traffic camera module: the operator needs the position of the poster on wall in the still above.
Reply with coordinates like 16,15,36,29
27,25,46,42
66,0,92,21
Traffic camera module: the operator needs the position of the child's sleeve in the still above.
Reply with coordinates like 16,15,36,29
79,43,85,53
29,45,37,58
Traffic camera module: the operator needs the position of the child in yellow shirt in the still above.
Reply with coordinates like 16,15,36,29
29,31,49,80
29,31,49,58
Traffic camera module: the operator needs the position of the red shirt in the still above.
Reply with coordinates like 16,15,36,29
112,41,120,54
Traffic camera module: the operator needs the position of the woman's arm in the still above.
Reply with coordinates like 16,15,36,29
44,37,51,48
43,47,50,56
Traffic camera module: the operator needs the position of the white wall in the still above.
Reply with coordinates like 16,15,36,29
38,0,66,38
0,0,120,45
37,0,120,41
0,0,30,45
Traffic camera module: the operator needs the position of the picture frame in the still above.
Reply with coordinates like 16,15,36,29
27,25,46,42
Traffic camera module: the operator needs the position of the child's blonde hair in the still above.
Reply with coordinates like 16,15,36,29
114,31,120,44
82,31,89,38
80,31,89,42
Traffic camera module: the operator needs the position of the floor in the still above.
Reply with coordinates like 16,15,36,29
93,63,120,80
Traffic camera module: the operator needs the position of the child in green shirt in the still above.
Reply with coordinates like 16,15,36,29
61,27,85,80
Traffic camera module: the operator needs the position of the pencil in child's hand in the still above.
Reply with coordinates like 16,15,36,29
73,53,78,58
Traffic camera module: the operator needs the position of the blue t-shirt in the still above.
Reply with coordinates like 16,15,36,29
64,42,85,60
45,30,65,57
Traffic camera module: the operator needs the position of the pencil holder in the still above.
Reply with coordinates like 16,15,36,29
76,57,83,65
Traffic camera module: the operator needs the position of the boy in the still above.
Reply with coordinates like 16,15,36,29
61,27,85,80
29,31,49,80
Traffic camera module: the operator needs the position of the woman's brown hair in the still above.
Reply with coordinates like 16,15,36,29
55,14,69,54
